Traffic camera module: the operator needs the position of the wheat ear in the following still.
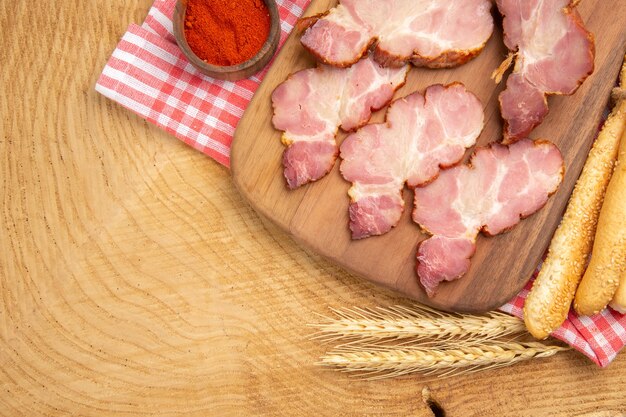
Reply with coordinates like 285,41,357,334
321,342,570,379
310,305,526,344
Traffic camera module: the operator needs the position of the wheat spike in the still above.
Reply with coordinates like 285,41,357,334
311,304,569,378
320,342,570,380
310,305,526,344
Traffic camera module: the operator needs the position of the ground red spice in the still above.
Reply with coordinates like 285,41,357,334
184,0,271,67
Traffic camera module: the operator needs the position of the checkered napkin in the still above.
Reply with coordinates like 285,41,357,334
96,0,308,166
501,272,626,367
96,0,626,367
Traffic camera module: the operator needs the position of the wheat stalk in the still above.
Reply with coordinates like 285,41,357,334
320,341,570,380
310,305,526,345
312,304,570,378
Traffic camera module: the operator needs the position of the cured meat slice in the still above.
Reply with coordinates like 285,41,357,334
413,139,564,296
300,0,494,68
340,83,484,239
496,0,594,143
272,57,408,189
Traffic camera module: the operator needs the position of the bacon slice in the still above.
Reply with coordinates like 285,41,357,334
340,83,484,239
272,57,408,189
300,0,494,68
413,139,564,296
497,0,594,143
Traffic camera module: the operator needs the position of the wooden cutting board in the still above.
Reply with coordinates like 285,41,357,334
231,0,626,313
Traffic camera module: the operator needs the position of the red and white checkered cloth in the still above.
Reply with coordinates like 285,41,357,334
502,270,626,366
96,0,307,166
96,0,626,367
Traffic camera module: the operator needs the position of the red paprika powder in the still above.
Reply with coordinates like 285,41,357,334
184,0,271,66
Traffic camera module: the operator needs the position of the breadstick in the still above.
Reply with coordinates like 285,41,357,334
607,129,626,313
575,124,626,316
524,54,626,337
610,268,626,313
574,68,626,316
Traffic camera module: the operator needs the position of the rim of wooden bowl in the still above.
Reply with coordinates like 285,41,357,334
173,0,280,81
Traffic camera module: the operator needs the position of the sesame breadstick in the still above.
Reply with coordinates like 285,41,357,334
524,54,626,337
610,270,626,313
574,64,626,316
594,127,626,313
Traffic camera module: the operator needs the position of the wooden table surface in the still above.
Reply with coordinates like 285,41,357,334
1,1,625,416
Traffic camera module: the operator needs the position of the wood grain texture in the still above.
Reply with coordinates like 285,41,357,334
1,0,626,416
231,0,626,312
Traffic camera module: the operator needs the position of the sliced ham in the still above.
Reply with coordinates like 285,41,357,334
300,0,494,68
272,57,408,189
340,83,484,239
413,139,564,296
496,0,594,143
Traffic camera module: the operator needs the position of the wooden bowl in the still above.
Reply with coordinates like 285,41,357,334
173,0,280,81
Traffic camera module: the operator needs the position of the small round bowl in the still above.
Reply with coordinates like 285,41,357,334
173,0,280,81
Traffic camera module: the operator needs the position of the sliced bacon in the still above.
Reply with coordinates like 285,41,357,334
272,57,408,189
300,0,494,68
340,83,484,239
413,139,564,296
496,0,594,143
